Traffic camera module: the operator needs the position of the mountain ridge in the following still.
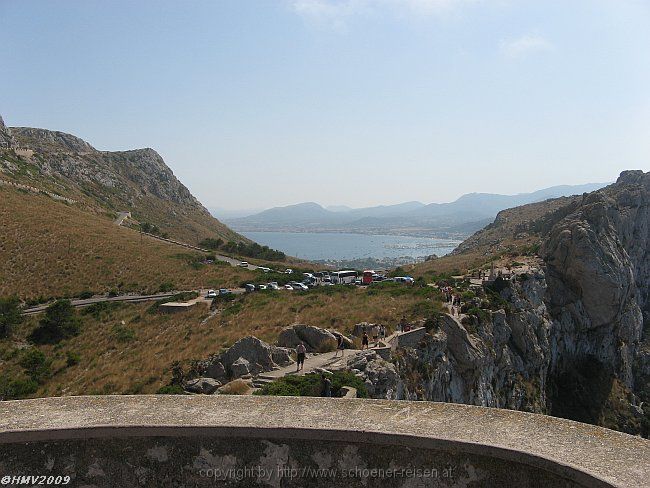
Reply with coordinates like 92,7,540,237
0,117,244,245
225,182,609,236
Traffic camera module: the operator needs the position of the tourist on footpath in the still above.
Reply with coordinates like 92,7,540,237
399,316,407,333
380,325,386,341
361,332,369,350
334,334,345,357
321,373,332,397
296,342,306,372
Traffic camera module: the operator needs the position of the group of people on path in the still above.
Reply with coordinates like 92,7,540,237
360,323,386,350
442,286,462,316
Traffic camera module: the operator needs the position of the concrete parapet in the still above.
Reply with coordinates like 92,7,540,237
0,395,647,487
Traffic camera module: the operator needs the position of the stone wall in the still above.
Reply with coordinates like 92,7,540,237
0,396,646,487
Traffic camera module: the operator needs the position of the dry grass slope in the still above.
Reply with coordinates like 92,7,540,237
0,188,257,301
0,284,443,397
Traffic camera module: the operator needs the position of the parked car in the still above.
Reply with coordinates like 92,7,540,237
258,266,271,273
394,276,415,284
284,268,293,274
238,261,249,268
284,284,294,291
268,282,281,290
257,284,267,290
244,284,256,293
206,289,217,299
219,288,230,296
291,282,309,291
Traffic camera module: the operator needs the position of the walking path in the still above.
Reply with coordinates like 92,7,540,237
253,349,362,387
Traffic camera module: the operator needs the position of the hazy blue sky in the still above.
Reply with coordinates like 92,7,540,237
2,0,649,209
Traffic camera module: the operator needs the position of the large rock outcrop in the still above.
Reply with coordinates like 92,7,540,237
366,171,650,435
277,324,338,352
200,336,294,380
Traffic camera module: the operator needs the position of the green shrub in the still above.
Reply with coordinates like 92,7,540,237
66,351,81,367
112,323,136,342
29,300,81,344
0,296,22,338
156,385,186,395
158,282,175,293
0,374,38,400
256,371,368,398
19,348,51,383
204,236,284,259
77,290,95,299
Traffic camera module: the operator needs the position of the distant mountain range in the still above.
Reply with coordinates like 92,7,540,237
221,183,610,237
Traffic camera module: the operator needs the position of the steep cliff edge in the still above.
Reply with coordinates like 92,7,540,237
542,170,649,430
367,171,650,435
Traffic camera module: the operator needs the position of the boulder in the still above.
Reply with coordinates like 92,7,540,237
221,336,275,375
204,361,226,380
277,327,302,349
183,377,220,395
352,322,373,338
300,326,336,351
217,379,252,395
278,324,337,352
330,330,355,349
271,346,295,367
230,357,251,378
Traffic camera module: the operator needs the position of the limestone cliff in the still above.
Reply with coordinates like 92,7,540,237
364,171,650,435
0,117,244,244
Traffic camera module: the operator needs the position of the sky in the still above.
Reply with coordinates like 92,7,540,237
1,0,650,210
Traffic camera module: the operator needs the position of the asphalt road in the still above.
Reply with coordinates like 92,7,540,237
22,292,187,315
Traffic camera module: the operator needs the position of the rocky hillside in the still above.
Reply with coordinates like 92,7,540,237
374,171,650,435
0,116,243,245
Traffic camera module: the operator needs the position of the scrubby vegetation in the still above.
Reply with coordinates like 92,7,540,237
28,300,81,344
256,371,368,398
200,237,286,262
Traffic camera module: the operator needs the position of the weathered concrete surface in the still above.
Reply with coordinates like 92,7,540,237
0,395,647,487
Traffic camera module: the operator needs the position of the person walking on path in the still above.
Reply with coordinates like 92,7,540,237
361,332,369,350
334,334,345,357
321,373,332,397
398,316,407,333
296,342,306,372
371,324,379,346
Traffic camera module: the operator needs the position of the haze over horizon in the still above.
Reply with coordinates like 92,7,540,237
2,0,649,210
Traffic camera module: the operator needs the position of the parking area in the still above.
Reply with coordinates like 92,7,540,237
204,269,416,298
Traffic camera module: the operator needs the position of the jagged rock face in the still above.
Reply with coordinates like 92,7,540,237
10,127,200,207
383,274,551,412
542,170,650,423
372,171,650,434
11,127,96,153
